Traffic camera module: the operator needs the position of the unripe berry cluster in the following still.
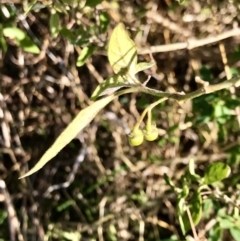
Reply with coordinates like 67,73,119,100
128,125,159,146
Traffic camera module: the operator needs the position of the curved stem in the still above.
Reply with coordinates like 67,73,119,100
134,97,167,129
113,75,240,128
115,75,240,102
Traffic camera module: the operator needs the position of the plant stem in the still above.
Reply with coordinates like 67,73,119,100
117,75,240,103
134,98,167,129
114,75,240,128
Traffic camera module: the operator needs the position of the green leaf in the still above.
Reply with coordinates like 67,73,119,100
203,162,231,184
190,192,203,225
134,62,155,74
108,23,138,81
76,46,96,67
91,75,126,100
50,11,60,37
181,191,203,234
209,225,223,241
218,217,235,229
31,4,46,11
99,12,110,33
19,95,117,179
57,200,73,212
230,227,240,241
203,199,213,219
3,27,40,54
188,158,202,180
0,33,7,52
164,173,176,189
24,0,37,14
85,0,103,7
60,28,75,43
177,196,187,234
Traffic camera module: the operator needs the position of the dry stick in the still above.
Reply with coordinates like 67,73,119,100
146,10,192,38
11,4,85,103
139,28,240,54
210,4,231,79
44,138,87,197
186,206,199,241
212,7,240,128
0,180,24,241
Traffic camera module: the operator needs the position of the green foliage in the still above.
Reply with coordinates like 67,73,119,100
90,75,126,100
99,12,110,33
3,27,40,53
165,159,231,235
203,162,231,185
91,23,154,100
19,94,117,178
107,23,139,83
85,0,103,7
207,208,240,241
180,191,203,234
134,61,155,74
49,10,60,37
76,45,96,67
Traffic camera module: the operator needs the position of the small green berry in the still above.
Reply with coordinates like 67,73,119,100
144,125,159,141
128,129,144,146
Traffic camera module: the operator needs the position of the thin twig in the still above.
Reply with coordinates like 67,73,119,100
139,28,240,54
186,206,199,241
120,75,240,102
43,138,87,196
0,180,24,241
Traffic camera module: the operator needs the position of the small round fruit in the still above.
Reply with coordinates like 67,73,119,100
144,126,159,141
128,129,144,146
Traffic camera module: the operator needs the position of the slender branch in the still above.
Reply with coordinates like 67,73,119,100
139,27,240,54
120,75,240,103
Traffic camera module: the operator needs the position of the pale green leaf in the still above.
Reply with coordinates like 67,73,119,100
19,95,117,179
3,27,40,54
108,23,137,77
181,191,203,234
0,33,7,52
3,27,26,41
203,162,231,184
76,46,95,67
91,75,127,100
24,0,38,14
230,228,240,241
218,217,235,229
188,158,201,180
50,11,60,37
134,62,155,74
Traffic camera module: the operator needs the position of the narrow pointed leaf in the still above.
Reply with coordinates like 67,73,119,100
181,191,203,234
19,95,117,179
108,23,137,76
76,46,96,67
91,75,126,100
50,11,60,37
134,62,155,74
188,158,201,180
